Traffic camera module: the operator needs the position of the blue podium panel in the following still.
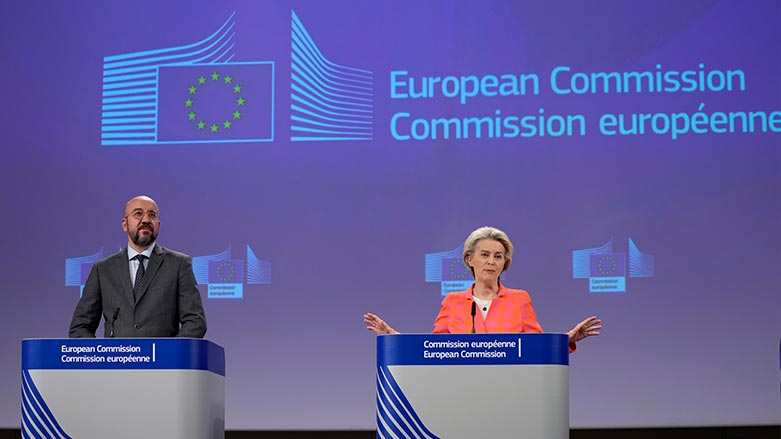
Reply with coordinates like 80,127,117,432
21,339,225,439
376,333,569,439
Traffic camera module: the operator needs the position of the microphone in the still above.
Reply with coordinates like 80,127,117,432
471,301,476,334
109,308,120,338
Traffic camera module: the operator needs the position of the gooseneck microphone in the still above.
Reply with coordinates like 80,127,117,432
471,301,476,334
109,307,120,338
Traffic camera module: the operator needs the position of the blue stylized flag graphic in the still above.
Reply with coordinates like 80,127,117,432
425,244,470,295
588,253,626,293
208,260,244,283
589,253,626,277
441,257,470,281
193,245,271,299
439,256,472,295
193,246,232,285
575,237,653,294
157,63,274,143
207,259,244,299
65,249,105,287
425,245,463,282
100,12,275,146
572,239,613,279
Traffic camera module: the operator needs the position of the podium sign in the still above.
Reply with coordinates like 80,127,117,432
376,333,569,439
21,338,225,439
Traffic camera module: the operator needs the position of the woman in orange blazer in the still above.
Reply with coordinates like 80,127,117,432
364,226,601,351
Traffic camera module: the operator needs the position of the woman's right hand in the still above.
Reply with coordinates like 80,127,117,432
363,312,399,335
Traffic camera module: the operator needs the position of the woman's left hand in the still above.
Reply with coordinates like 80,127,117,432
568,316,602,343
363,312,399,335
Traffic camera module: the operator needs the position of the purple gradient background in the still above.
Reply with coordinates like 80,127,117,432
1,0,779,429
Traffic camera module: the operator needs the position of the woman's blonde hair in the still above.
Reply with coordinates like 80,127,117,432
462,226,513,276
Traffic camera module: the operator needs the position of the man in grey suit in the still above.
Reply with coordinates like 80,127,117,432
69,195,207,338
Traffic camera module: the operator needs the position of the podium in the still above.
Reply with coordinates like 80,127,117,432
375,333,569,439
21,338,225,439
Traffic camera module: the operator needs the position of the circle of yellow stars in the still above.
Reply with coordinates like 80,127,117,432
215,261,236,282
448,259,468,279
184,72,246,134
596,255,617,275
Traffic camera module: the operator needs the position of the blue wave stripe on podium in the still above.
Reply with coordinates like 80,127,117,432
376,366,441,439
21,371,72,439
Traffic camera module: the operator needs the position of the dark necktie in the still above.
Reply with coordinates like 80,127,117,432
132,254,147,301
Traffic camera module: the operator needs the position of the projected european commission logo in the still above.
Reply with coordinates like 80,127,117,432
65,248,110,296
572,238,654,293
192,245,272,299
100,12,274,146
65,245,271,300
425,244,476,296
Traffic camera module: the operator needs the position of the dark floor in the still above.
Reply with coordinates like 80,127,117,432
3,425,779,439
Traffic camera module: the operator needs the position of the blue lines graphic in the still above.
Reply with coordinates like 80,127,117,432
21,371,72,439
101,12,238,145
290,11,374,142
572,239,613,279
193,246,233,285
628,237,655,277
64,248,104,287
246,245,272,284
376,366,442,439
424,245,463,282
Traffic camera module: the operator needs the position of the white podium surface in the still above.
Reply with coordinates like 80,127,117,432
376,333,569,439
22,338,225,439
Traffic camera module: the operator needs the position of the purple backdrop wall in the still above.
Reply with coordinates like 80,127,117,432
1,0,779,429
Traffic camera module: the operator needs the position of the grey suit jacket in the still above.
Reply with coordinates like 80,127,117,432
69,245,207,338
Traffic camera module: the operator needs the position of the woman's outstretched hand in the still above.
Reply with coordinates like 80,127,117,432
364,312,399,335
568,316,602,343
